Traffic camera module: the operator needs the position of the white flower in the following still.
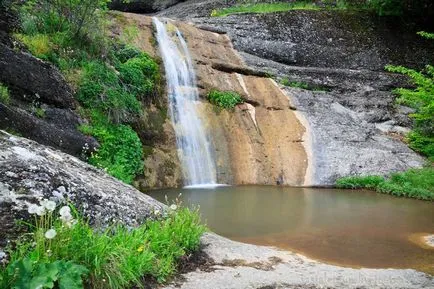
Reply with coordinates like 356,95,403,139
60,214,73,223
59,206,71,217
64,219,77,228
27,204,39,214
44,229,57,239
0,251,6,260
153,209,160,215
40,199,56,212
35,206,46,216
170,204,177,211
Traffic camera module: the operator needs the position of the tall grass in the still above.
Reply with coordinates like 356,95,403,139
1,202,206,289
336,167,434,201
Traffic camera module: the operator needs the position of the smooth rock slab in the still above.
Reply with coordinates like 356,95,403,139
163,233,434,289
0,130,165,247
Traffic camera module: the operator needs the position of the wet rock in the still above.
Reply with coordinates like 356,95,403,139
0,130,165,247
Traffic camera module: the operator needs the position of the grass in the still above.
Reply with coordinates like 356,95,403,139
211,1,320,17
1,202,206,289
0,82,10,104
280,78,329,91
207,89,243,109
336,167,434,201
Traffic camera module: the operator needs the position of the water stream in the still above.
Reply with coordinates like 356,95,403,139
153,18,217,186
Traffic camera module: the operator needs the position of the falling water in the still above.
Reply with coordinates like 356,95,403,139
153,18,217,186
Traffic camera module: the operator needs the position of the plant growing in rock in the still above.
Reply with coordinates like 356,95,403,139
207,89,243,109
0,83,10,104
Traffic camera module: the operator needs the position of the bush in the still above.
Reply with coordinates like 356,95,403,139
336,175,384,189
118,53,159,99
0,83,10,104
336,167,434,201
77,60,142,124
385,64,434,161
207,89,243,109
1,201,206,289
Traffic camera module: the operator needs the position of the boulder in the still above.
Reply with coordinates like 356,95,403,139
0,103,98,157
0,43,75,109
109,0,186,13
0,130,165,247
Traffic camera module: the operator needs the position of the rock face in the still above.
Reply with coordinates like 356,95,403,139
0,10,98,158
174,20,311,186
154,4,430,185
0,130,165,247
162,233,434,289
0,44,75,109
109,0,186,13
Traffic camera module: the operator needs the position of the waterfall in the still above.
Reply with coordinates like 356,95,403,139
153,18,217,186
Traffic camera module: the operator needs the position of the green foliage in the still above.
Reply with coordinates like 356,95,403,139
207,90,243,109
211,1,320,17
1,201,206,289
336,175,384,189
19,0,110,43
280,78,329,91
2,258,88,289
417,31,434,40
0,83,10,104
117,53,160,99
336,167,434,201
80,115,144,184
367,0,403,16
385,64,434,160
77,60,142,123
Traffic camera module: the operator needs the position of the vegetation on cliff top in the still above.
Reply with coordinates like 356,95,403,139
212,0,431,17
0,200,205,289
15,0,161,184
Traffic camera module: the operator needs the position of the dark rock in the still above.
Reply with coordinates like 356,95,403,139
188,11,434,71
0,130,165,248
109,0,186,13
0,104,98,157
211,61,269,77
0,43,75,109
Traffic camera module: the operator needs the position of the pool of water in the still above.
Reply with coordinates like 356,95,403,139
148,186,434,274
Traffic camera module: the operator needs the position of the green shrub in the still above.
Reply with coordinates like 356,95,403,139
417,31,434,40
336,168,434,201
385,64,434,160
113,45,142,63
118,53,159,99
1,201,206,289
14,33,53,60
77,60,142,123
207,89,243,109
336,175,385,189
80,113,144,184
367,0,403,16
0,83,10,104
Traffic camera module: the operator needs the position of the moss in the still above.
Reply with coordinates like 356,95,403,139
0,82,10,104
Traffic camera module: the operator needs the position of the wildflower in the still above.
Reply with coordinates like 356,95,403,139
40,199,56,212
137,245,144,252
28,204,39,214
170,204,177,211
153,209,161,216
35,206,46,216
59,206,71,217
44,229,57,239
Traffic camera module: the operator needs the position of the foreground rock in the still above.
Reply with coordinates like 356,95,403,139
164,233,434,289
0,131,165,247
